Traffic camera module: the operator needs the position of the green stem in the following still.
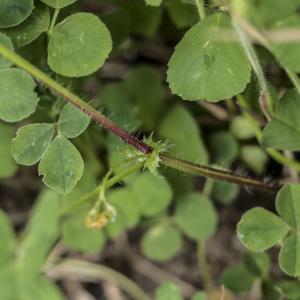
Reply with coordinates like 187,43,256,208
47,259,150,300
48,8,60,34
237,95,300,172
64,162,144,213
195,0,206,20
0,44,281,192
197,240,213,292
159,154,280,191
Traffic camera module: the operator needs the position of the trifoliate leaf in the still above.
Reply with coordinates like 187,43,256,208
3,3,50,48
141,224,182,261
279,233,300,277
0,69,39,122
48,13,112,77
167,13,251,101
0,123,17,178
237,207,289,252
129,172,173,217
38,136,84,194
0,33,13,69
276,183,300,229
159,105,208,164
58,103,90,138
262,89,300,150
39,0,77,9
155,282,183,300
12,123,55,166
0,0,34,28
175,192,217,240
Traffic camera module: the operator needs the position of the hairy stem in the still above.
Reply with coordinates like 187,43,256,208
159,154,280,191
0,45,281,192
46,259,150,300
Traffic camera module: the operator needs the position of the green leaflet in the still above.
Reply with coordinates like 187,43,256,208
129,172,173,217
230,116,256,140
221,264,255,293
240,145,268,175
211,181,239,205
3,3,50,48
0,123,17,178
276,183,300,229
0,68,39,122
0,33,13,70
159,105,208,164
262,89,300,151
141,224,182,261
38,136,84,194
58,103,90,138
209,131,239,166
107,188,140,229
39,0,77,9
243,251,270,278
12,123,55,166
175,192,217,240
279,233,300,277
237,208,289,252
48,13,112,77
155,282,183,300
0,0,34,28
167,13,251,101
